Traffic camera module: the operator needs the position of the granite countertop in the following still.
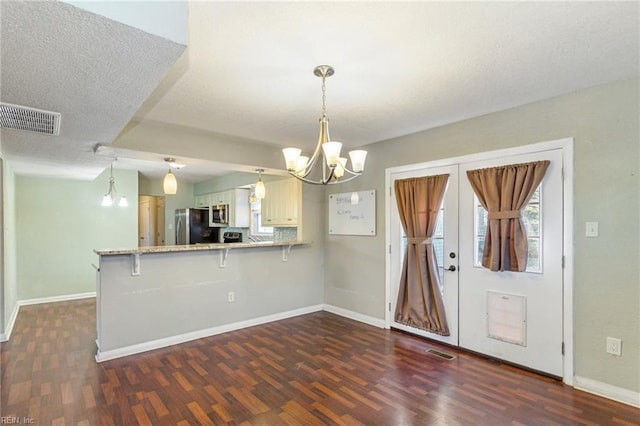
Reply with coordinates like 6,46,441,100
95,241,311,256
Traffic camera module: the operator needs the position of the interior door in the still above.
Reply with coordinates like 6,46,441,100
138,198,151,247
390,165,459,346
458,149,564,376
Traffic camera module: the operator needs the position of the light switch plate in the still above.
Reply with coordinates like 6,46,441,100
585,221,599,237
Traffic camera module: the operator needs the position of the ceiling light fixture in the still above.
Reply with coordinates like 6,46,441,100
254,169,266,199
163,157,184,195
101,162,128,207
283,65,367,185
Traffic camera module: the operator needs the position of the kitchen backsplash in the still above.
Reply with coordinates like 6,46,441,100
274,227,297,242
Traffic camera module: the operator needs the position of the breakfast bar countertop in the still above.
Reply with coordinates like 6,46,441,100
95,240,311,256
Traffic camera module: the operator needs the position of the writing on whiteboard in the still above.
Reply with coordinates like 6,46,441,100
328,190,376,235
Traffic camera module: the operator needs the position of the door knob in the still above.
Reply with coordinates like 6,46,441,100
445,265,456,272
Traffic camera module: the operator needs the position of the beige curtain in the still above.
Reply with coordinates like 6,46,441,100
466,160,550,272
394,175,450,335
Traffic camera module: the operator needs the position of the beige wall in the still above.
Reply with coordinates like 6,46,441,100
323,78,639,393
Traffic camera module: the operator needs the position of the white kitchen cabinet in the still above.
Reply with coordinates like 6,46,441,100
195,194,211,208
262,178,302,226
228,188,250,228
199,189,250,228
210,191,231,206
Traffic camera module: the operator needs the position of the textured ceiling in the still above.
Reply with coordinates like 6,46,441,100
0,0,185,179
1,1,638,181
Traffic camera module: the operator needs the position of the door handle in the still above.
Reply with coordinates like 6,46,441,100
445,265,456,272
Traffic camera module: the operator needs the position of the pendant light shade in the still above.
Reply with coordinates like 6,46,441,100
163,170,177,195
163,158,184,195
255,169,266,199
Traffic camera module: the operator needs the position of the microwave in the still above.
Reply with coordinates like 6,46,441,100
209,204,229,226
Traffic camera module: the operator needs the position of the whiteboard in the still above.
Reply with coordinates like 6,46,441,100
328,190,376,236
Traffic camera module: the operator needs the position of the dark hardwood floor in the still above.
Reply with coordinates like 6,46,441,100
1,299,638,425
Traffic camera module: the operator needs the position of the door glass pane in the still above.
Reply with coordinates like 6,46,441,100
473,186,542,273
399,202,445,293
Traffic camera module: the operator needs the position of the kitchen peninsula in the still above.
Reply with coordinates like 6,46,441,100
94,241,313,362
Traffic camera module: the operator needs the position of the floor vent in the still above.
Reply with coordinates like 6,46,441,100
426,349,456,360
0,102,61,136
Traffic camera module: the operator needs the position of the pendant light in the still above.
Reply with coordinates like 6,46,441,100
101,162,128,207
163,158,184,195
282,65,367,185
254,169,266,199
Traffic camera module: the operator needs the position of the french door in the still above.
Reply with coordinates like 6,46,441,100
389,165,459,346
388,146,566,377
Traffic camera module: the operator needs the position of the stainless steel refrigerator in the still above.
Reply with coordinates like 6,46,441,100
175,208,219,244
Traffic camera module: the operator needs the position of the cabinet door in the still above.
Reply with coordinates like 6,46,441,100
281,178,301,224
195,194,210,207
262,178,301,226
231,188,250,228
211,191,230,206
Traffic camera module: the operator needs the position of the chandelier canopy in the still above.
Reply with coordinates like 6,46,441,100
282,65,367,185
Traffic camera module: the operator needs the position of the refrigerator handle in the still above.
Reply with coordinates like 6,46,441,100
176,217,182,244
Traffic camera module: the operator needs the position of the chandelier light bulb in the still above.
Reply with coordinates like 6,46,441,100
295,155,309,176
101,194,113,207
349,150,367,173
322,141,342,167
334,157,348,178
283,148,302,171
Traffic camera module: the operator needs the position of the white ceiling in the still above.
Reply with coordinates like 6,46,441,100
1,1,639,182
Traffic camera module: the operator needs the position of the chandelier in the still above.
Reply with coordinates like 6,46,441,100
282,65,367,185
101,162,128,207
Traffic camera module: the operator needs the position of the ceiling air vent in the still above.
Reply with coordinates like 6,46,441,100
0,102,61,136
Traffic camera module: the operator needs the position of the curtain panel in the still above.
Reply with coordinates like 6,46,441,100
394,175,450,336
466,160,550,272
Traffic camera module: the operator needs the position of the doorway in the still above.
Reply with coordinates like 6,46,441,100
386,138,574,383
138,195,166,247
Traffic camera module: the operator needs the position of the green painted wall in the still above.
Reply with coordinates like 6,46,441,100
16,168,138,300
1,158,18,336
323,78,640,393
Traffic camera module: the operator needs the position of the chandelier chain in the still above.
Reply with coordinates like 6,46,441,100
321,76,327,117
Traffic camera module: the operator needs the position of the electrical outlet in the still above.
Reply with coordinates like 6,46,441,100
227,291,235,303
585,221,599,237
606,337,621,356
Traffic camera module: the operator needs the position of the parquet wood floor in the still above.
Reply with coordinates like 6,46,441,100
1,299,638,425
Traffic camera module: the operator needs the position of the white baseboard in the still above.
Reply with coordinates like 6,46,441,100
96,304,324,362
18,291,96,306
322,304,386,328
574,376,640,408
0,303,20,342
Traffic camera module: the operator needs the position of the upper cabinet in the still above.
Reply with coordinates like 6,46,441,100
227,188,250,228
261,178,302,226
195,194,210,208
210,191,231,206
197,188,250,228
